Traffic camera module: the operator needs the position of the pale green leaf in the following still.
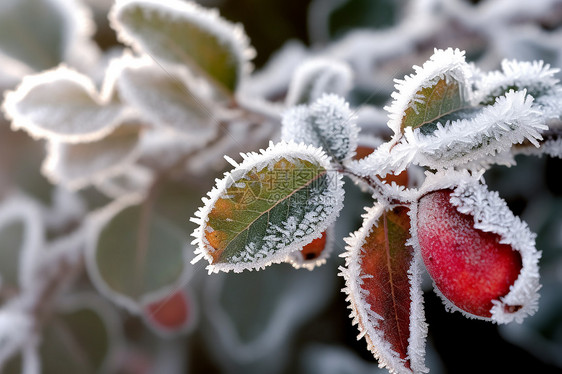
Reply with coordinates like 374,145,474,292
87,197,190,309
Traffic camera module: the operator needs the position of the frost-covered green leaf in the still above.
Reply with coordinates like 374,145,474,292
282,94,359,162
385,48,472,135
285,58,353,106
192,141,344,273
42,122,142,190
203,260,336,373
475,59,562,120
398,90,548,170
87,196,191,311
117,58,217,137
2,66,126,143
110,0,255,96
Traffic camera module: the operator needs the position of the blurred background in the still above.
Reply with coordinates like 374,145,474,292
1,0,562,373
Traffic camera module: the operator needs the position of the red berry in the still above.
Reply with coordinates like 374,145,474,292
299,231,327,260
417,189,522,318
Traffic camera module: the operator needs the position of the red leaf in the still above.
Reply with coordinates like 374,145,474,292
143,290,192,334
341,205,426,374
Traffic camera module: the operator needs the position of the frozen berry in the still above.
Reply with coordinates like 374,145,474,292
417,189,522,318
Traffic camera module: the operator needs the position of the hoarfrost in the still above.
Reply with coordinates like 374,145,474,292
110,0,256,90
2,66,126,143
385,48,472,136
450,183,541,324
191,141,345,273
282,94,359,162
475,59,562,120
340,204,428,374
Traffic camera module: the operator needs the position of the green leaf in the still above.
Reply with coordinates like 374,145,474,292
111,0,254,96
341,205,427,373
88,197,190,309
402,77,468,134
39,295,120,374
192,142,344,273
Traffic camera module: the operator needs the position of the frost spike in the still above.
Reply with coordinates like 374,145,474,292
192,141,344,273
340,204,428,374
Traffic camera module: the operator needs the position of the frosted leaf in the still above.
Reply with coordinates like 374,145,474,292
0,193,44,293
448,183,541,324
42,122,142,190
285,57,353,106
340,204,428,374
86,195,192,313
202,258,335,368
191,141,345,273
475,59,562,120
285,227,334,271
110,0,255,95
0,309,33,369
398,90,548,170
117,58,218,138
385,48,472,136
281,94,359,162
2,66,126,143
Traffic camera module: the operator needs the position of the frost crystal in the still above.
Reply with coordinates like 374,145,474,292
475,59,562,119
282,94,359,162
191,141,345,273
396,90,547,170
385,48,472,136
448,183,541,323
340,204,428,374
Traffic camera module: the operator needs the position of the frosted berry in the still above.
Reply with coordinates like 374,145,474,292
417,189,523,318
299,231,327,260
145,291,190,330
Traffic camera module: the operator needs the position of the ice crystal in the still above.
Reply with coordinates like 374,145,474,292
450,183,541,324
340,204,428,374
282,94,359,162
191,141,345,273
385,48,472,136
